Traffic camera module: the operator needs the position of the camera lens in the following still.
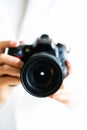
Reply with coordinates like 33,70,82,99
21,53,63,97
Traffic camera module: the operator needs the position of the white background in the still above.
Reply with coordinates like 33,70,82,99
0,0,87,129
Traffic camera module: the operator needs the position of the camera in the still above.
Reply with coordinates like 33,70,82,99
8,34,68,97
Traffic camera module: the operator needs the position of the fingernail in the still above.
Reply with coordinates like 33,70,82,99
18,61,24,68
19,41,25,44
15,59,24,68
15,58,21,63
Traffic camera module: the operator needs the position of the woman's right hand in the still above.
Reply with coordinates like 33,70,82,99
0,41,24,104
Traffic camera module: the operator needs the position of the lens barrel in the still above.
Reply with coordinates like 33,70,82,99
21,53,63,97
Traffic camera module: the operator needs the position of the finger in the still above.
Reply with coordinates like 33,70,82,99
0,65,21,77
65,60,71,76
0,76,21,87
19,40,25,44
60,84,64,89
50,94,71,105
0,41,19,53
50,94,72,105
53,94,73,105
0,54,24,68
50,88,73,105
55,98,71,105
0,40,25,53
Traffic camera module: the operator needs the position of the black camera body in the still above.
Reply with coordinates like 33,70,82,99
8,34,68,97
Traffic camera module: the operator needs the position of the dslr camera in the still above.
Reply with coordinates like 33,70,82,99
8,34,68,97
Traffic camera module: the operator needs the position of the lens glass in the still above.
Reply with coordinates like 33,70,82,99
32,64,51,84
28,62,56,89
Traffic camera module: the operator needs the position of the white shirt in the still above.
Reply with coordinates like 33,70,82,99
0,0,86,130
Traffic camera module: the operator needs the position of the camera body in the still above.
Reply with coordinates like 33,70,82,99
8,34,68,97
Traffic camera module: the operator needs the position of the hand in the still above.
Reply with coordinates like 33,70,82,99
0,41,24,104
49,61,73,106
